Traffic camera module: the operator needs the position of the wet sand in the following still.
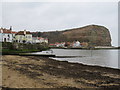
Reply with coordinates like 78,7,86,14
1,55,120,89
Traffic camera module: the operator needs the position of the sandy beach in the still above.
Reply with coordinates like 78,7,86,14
1,55,120,89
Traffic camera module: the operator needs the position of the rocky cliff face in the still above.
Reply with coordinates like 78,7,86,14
40,25,111,46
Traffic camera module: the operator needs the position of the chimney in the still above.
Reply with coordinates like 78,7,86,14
24,29,26,35
0,29,3,33
10,26,12,31
1,27,3,29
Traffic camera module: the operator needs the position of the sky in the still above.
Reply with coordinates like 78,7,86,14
0,0,119,46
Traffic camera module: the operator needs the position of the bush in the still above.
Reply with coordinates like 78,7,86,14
2,42,49,52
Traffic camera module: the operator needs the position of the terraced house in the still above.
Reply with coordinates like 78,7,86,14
15,30,32,43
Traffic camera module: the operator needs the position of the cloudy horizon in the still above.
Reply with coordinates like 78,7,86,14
1,2,118,46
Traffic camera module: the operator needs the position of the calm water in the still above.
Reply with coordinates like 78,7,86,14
33,49,119,69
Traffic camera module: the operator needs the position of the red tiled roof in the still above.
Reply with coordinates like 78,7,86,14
26,32,31,34
49,44,55,46
0,28,17,34
16,31,31,35
11,31,17,34
38,37,44,40
16,31,24,35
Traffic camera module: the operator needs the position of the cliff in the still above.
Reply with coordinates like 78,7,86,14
35,25,112,46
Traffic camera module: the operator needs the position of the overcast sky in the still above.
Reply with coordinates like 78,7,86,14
1,1,118,46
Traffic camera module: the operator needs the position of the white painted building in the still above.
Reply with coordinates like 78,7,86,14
15,30,32,43
73,41,81,48
32,37,40,43
0,33,2,42
32,37,48,44
0,27,16,42
44,38,48,44
55,42,65,47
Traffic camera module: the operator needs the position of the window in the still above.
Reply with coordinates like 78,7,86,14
8,34,10,37
28,36,31,38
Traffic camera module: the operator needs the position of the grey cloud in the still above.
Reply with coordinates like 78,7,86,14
0,2,2,26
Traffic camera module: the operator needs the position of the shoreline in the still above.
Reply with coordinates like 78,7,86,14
50,47,120,50
51,57,119,70
2,55,120,89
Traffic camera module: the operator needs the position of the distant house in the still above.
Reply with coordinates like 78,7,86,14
0,27,16,42
81,42,88,47
32,37,40,43
65,42,71,47
15,30,32,43
49,44,56,47
38,37,45,43
72,41,81,48
55,43,61,47
32,37,48,44
44,38,48,44
55,42,65,47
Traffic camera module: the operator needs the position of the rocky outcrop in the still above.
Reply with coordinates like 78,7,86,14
40,25,112,46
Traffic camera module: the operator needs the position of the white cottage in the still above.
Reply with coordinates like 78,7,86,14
0,27,16,42
73,41,81,48
15,30,32,43
32,37,40,43
32,37,48,44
